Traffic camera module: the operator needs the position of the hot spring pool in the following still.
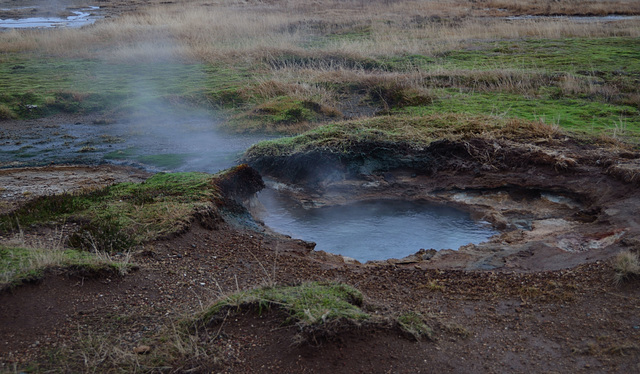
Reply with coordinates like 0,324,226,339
257,189,497,262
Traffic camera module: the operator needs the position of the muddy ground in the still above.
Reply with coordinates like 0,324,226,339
1,114,640,373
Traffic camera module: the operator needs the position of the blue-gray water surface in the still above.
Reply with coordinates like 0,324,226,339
0,118,275,173
258,189,497,262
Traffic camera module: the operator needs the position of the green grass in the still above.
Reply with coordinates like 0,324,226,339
399,90,640,139
0,54,254,118
397,311,434,341
0,245,133,290
189,282,436,343
243,113,562,160
224,96,341,133
431,38,640,72
193,282,369,328
1,37,638,141
0,172,219,252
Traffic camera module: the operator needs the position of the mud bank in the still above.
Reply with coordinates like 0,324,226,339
245,131,640,271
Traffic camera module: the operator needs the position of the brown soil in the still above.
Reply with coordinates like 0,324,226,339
2,220,640,372
1,116,640,372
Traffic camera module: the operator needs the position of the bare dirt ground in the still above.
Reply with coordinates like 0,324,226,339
2,216,639,372
1,115,640,373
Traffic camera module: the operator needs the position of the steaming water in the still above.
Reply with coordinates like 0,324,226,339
0,119,275,173
0,6,100,29
257,188,497,262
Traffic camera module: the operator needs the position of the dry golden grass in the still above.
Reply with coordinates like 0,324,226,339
483,0,640,16
612,251,640,285
0,0,638,63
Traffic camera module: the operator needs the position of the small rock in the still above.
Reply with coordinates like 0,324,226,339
133,345,151,354
342,256,359,264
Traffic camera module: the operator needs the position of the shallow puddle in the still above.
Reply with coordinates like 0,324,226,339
0,6,100,29
257,188,497,262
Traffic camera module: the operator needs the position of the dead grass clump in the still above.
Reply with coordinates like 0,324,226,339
367,81,434,112
606,160,640,185
266,50,385,72
0,103,16,120
612,251,640,285
1,1,638,63
483,0,640,16
502,118,562,140
250,78,338,108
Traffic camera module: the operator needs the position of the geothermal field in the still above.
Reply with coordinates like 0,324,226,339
1,1,640,372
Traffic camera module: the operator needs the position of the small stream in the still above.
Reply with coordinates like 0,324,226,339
257,188,497,262
0,6,101,29
0,119,275,173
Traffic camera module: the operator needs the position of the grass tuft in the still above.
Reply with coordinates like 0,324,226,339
397,311,434,341
613,251,640,285
0,244,135,291
192,282,368,330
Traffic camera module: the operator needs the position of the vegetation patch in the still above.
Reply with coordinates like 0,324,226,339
397,311,434,341
191,282,369,330
613,251,640,285
399,91,640,140
225,96,341,134
0,172,220,252
244,113,564,160
242,113,632,184
0,245,134,292
186,282,437,344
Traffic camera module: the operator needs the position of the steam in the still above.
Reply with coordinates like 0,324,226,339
88,29,274,173
100,61,269,173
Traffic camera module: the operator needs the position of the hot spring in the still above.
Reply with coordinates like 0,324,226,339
256,188,497,262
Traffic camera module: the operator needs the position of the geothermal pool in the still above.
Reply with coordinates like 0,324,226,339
257,188,497,262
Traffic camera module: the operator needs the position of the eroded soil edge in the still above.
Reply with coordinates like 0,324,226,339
245,135,640,271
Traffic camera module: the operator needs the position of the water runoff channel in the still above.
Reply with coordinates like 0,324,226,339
0,6,101,29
